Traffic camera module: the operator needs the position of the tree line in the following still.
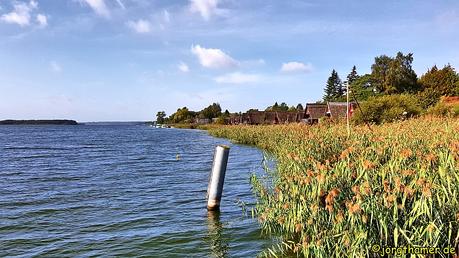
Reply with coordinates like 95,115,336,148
324,52,459,103
156,103,226,124
323,51,459,123
156,101,305,124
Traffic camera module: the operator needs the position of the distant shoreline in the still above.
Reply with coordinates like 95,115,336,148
0,120,79,125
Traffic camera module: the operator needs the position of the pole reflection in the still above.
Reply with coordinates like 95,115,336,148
206,210,229,258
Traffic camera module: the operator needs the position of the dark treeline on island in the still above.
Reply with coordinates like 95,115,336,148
0,120,79,125
157,51,459,126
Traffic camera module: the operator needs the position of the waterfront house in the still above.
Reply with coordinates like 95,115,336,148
326,102,356,120
304,103,328,124
195,118,212,124
227,110,304,125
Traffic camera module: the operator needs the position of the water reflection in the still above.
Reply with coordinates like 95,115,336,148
206,210,229,257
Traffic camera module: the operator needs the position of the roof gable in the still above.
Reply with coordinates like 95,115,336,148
305,103,327,119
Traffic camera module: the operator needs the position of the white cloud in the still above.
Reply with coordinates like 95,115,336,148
0,1,38,27
255,59,266,65
163,10,170,23
178,62,190,72
50,61,62,72
280,61,313,73
215,72,261,84
36,14,47,28
191,45,238,69
29,1,38,9
82,0,110,17
127,19,151,33
189,0,219,20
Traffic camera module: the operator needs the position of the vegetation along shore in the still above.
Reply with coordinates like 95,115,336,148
207,118,459,257
156,51,459,256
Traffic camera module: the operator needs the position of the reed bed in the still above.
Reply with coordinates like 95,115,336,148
208,117,459,257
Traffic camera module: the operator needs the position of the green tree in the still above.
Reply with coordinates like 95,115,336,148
416,65,459,108
349,74,377,101
266,102,291,111
371,52,419,94
265,102,279,111
279,102,289,111
419,64,459,96
288,106,297,111
200,103,222,119
156,111,166,124
346,66,360,86
296,103,304,111
169,107,194,123
323,69,343,102
352,94,422,124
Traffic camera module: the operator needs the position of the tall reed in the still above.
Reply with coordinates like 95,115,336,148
208,118,459,257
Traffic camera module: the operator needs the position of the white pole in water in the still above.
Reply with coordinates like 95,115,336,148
346,82,350,137
207,145,230,211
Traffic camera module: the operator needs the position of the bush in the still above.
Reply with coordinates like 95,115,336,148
353,94,422,124
416,88,441,109
427,101,459,117
427,102,450,116
214,116,226,125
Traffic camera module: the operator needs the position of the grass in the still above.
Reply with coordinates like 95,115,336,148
207,117,459,257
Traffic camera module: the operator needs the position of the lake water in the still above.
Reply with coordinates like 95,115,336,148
0,125,270,257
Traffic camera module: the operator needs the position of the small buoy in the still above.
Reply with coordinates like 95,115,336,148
176,154,180,161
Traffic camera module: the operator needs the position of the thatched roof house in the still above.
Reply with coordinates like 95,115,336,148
226,101,356,125
304,103,328,124
326,102,356,120
227,110,303,125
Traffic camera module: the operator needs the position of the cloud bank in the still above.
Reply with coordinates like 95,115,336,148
189,0,219,20
191,45,238,69
178,62,190,72
280,61,313,73
83,0,110,17
127,19,151,33
0,1,38,27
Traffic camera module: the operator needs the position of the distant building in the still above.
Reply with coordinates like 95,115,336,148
303,102,356,124
226,101,356,125
326,102,356,120
195,118,212,124
227,111,303,125
304,103,328,124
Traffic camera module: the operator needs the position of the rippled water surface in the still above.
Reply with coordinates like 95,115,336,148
0,125,270,257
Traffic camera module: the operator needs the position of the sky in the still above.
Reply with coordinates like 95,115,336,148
1,0,459,122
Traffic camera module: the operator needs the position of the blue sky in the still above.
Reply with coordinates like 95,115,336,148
1,0,458,121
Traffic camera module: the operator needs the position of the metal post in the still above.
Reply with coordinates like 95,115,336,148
207,145,230,211
346,82,350,137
